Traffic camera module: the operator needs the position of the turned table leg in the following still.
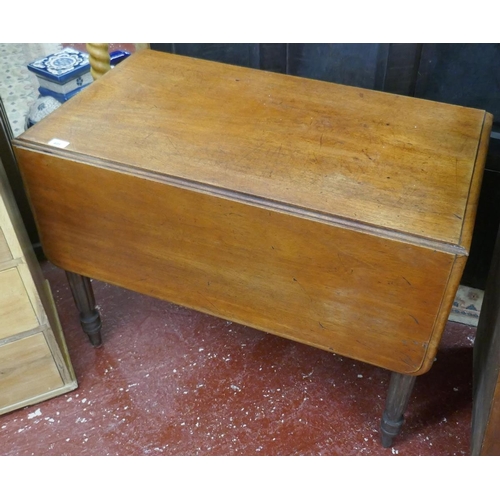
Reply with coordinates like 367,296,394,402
380,372,417,448
66,271,102,347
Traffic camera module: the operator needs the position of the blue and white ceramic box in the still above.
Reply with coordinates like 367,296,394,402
28,48,132,102
27,47,92,102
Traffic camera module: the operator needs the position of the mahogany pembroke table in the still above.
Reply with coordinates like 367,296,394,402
12,49,492,447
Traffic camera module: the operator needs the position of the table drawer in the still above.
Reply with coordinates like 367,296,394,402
0,227,12,264
0,332,64,409
0,267,39,340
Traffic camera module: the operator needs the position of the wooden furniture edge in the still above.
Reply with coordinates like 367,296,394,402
42,279,77,383
0,325,46,347
410,112,493,375
460,112,494,252
0,379,78,416
414,254,466,375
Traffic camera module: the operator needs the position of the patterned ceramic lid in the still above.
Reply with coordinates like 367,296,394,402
27,48,90,84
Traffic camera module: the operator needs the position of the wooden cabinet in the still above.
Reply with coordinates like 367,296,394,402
0,155,77,415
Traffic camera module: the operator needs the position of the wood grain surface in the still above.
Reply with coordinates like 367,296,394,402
0,267,39,340
0,333,63,409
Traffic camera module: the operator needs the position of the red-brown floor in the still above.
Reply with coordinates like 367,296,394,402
1,261,476,456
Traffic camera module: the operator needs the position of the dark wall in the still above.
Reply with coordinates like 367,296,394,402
150,43,421,92
415,44,500,119
151,43,500,289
